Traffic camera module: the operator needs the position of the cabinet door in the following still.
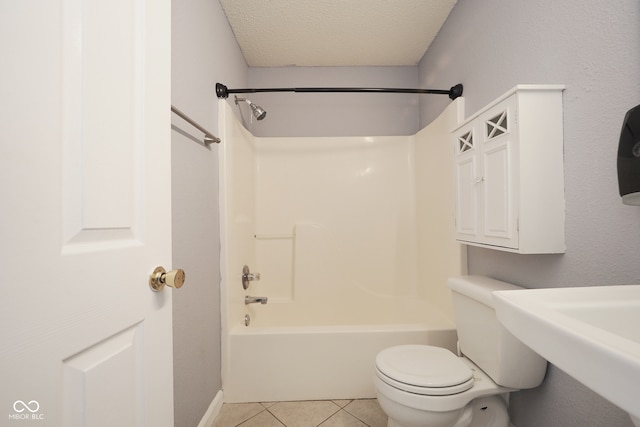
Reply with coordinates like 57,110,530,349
454,126,480,240
482,136,516,246
480,101,518,248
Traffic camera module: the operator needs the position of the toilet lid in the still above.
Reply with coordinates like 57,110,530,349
376,345,474,390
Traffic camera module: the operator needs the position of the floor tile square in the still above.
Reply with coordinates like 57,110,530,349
239,409,285,427
211,403,265,427
319,410,368,427
343,399,388,427
268,400,341,427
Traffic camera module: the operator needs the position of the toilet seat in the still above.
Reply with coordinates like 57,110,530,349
375,345,474,396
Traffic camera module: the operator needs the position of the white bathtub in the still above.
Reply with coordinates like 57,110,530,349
222,295,457,403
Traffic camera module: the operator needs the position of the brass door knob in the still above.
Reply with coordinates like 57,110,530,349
149,266,185,291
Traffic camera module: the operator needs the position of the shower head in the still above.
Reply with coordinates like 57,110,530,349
234,96,267,121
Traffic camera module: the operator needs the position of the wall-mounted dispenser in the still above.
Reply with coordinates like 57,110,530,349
617,104,640,205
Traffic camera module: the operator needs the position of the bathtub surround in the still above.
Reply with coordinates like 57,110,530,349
219,99,466,402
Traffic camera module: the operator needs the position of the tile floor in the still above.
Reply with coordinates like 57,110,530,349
210,399,387,427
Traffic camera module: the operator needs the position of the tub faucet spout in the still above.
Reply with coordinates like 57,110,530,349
245,295,268,305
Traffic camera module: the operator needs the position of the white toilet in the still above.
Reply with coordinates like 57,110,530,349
375,276,548,427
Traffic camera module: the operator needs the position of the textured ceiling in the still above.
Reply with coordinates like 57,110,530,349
219,0,457,67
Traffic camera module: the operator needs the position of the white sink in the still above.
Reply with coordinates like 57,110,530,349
492,285,640,424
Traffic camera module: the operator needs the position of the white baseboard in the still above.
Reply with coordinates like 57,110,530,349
197,390,224,427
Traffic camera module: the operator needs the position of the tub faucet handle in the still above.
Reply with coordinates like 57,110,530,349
242,265,261,289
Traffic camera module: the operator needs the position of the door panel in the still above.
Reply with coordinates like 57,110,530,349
63,324,144,427
483,138,511,240
456,154,478,238
62,0,141,245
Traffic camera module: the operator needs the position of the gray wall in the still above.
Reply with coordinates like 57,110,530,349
247,66,420,137
418,0,640,426
171,1,247,426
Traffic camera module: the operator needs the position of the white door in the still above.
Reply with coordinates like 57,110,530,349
1,1,173,426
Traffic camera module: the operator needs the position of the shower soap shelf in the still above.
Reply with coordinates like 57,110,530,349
452,85,565,254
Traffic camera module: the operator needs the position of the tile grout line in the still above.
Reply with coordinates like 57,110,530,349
263,402,343,427
219,399,384,427
263,407,286,427
318,408,372,427
342,405,372,427
235,406,271,427
313,406,343,427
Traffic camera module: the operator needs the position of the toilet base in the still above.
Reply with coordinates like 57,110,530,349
384,395,509,427
466,396,509,427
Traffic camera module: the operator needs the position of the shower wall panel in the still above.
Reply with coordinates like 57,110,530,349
414,99,467,319
254,136,418,300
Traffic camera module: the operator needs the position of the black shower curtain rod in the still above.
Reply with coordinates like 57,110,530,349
215,83,463,100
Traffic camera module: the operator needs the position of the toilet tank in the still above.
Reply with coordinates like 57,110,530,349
447,275,547,389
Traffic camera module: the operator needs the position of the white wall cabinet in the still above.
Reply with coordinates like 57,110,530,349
452,85,565,253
